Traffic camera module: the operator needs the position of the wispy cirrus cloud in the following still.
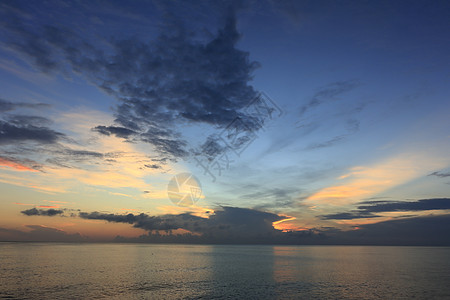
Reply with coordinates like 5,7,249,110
299,80,360,117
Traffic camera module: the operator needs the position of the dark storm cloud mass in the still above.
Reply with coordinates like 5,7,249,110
21,208,64,216
1,2,262,160
321,198,450,220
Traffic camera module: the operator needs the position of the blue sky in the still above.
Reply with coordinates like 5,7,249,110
0,0,449,244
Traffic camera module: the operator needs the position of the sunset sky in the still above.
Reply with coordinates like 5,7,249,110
1,0,449,245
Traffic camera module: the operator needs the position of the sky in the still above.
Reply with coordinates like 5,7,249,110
0,0,449,245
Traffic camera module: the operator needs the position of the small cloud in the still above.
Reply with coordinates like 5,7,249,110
428,171,450,178
21,208,64,216
299,80,360,117
320,198,450,220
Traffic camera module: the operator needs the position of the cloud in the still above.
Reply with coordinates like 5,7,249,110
305,118,360,150
0,156,41,171
358,198,450,213
321,211,378,220
0,225,86,242
0,120,64,145
0,98,49,112
21,208,64,216
297,80,363,150
16,206,450,245
242,187,301,210
306,153,444,206
0,100,65,146
78,206,311,244
326,214,450,246
428,171,450,178
321,198,450,220
2,3,262,160
299,80,360,117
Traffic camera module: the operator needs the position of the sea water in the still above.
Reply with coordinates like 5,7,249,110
1,243,449,299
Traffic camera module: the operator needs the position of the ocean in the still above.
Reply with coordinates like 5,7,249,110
1,243,449,299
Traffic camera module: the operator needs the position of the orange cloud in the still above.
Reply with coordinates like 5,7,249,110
272,216,309,232
306,152,445,207
0,158,37,172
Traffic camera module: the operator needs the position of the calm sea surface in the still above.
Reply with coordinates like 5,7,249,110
1,243,449,299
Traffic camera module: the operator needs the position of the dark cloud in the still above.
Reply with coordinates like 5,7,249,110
326,214,450,246
0,98,49,112
0,225,86,242
143,164,161,169
321,211,378,220
0,120,64,145
0,99,64,146
21,208,64,216
358,198,450,213
92,126,136,139
321,198,450,220
428,171,450,178
79,206,302,244
2,3,262,160
16,205,450,245
299,80,360,117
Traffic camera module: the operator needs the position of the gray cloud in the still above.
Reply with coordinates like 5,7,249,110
0,225,86,242
0,99,64,146
299,80,360,117
358,198,450,213
0,98,49,112
321,198,450,220
327,214,450,246
0,120,64,145
21,208,64,216
78,206,306,244
2,3,262,160
321,211,378,220
16,206,450,245
429,171,450,178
